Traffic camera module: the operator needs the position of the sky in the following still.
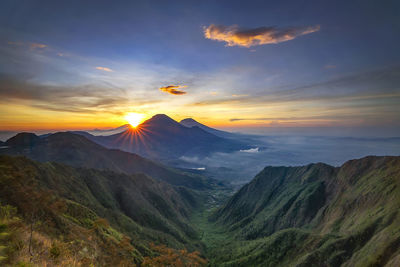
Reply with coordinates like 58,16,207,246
0,0,399,136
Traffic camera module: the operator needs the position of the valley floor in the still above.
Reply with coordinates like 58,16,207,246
190,187,235,264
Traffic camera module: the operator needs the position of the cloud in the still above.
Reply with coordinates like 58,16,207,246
230,115,356,122
95,66,113,72
7,41,47,50
194,66,400,107
0,74,128,114
159,85,187,95
232,94,248,97
7,41,23,46
240,147,259,153
204,24,320,47
324,64,336,69
30,43,47,49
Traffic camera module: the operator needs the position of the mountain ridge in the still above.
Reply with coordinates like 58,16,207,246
0,154,206,265
1,131,213,190
208,155,400,266
180,118,235,138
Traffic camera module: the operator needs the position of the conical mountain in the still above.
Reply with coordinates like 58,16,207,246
76,114,247,160
180,118,235,138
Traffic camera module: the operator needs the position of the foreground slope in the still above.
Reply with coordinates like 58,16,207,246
210,156,400,266
0,155,206,266
1,131,212,190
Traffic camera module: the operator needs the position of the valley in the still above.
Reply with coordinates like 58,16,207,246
0,118,399,266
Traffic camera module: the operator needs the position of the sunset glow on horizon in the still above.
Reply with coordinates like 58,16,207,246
0,1,399,136
125,112,146,128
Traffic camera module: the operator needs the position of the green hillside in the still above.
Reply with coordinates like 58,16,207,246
207,156,400,266
0,148,399,266
0,155,207,266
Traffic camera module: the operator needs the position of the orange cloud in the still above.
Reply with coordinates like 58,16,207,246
159,85,187,95
95,66,113,72
204,24,320,47
30,43,48,49
8,42,48,50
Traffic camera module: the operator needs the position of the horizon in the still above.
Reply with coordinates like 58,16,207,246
1,112,400,142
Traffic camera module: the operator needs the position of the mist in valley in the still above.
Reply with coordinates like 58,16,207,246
180,134,400,183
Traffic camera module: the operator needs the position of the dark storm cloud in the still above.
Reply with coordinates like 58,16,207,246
204,24,320,47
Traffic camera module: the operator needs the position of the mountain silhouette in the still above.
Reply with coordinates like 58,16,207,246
180,118,235,138
75,114,248,160
88,124,131,136
5,132,41,147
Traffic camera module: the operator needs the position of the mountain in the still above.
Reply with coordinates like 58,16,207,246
180,118,235,138
77,114,248,160
4,132,41,147
1,132,213,190
0,155,206,266
87,124,130,136
1,132,399,266
208,156,400,266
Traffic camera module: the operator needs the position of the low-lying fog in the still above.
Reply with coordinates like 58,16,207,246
181,135,400,183
2,128,399,185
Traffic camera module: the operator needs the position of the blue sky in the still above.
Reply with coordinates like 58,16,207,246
0,0,399,134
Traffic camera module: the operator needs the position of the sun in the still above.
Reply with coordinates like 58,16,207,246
124,112,145,128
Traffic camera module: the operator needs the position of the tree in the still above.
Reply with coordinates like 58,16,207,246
142,243,207,267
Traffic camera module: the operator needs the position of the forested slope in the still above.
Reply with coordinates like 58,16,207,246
209,156,400,266
0,155,207,266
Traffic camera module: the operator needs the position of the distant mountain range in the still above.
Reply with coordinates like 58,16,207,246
209,156,400,266
72,114,249,160
180,118,236,138
85,117,235,138
87,124,131,136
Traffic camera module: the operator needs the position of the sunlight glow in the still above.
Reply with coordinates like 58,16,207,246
124,112,145,127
